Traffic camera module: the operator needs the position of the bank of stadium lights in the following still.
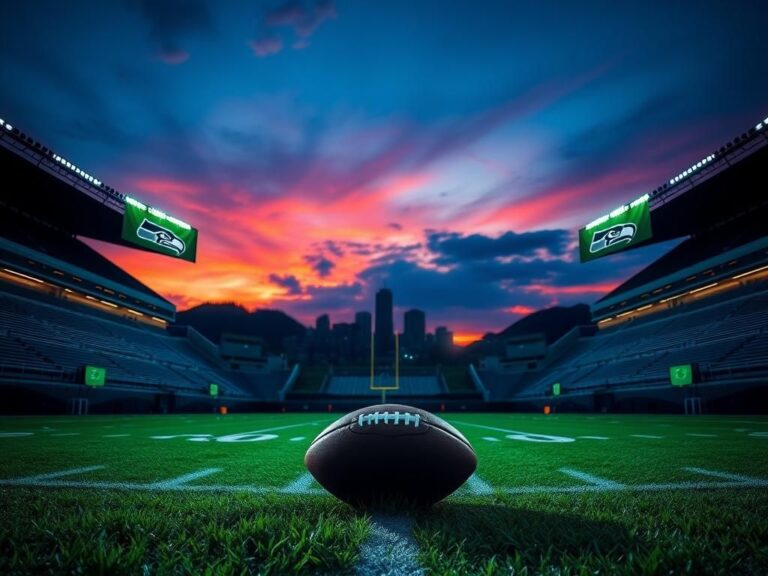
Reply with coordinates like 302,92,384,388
668,154,716,186
51,153,101,186
0,118,12,131
125,195,191,230
585,193,649,230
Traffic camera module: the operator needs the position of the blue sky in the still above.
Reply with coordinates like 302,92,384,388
1,0,766,340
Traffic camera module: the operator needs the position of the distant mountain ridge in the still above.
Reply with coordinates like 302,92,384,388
495,303,593,343
176,303,306,352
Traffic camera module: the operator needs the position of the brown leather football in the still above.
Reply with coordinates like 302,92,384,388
305,403,477,507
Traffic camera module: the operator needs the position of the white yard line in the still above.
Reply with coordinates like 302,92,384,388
559,469,624,489
51,433,81,437
280,472,324,494
685,433,717,437
465,474,494,495
103,434,130,438
355,514,423,576
17,466,106,482
289,437,306,442
683,467,764,483
148,468,222,489
631,434,663,439
450,421,574,442
577,436,610,440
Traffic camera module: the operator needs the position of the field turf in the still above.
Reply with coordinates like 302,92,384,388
1,412,767,574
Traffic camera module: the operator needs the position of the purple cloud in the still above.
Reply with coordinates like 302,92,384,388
305,254,335,277
250,35,284,57
269,273,303,295
252,0,337,57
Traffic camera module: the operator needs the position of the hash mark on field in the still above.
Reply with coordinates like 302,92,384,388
683,467,764,483
281,472,324,495
289,437,305,442
578,436,609,440
103,434,130,438
632,434,663,439
482,436,500,442
18,466,106,482
686,433,717,438
559,469,624,489
148,468,222,489
466,474,494,495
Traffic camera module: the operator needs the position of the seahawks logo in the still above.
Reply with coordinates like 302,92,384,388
589,223,636,254
136,219,185,256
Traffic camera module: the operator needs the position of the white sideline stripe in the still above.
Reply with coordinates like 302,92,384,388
148,468,222,488
482,436,500,442
103,434,130,438
578,436,609,440
683,467,763,483
355,514,423,576
632,434,663,439
686,433,717,437
51,433,80,437
559,469,624,489
280,472,324,494
466,474,494,495
18,465,106,482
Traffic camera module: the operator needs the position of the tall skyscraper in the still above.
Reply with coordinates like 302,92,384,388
315,314,330,339
354,311,372,357
435,326,454,353
374,288,394,354
403,309,426,352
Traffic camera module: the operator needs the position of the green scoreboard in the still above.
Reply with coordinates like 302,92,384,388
579,196,652,263
209,383,219,398
84,365,106,387
552,383,561,396
669,364,694,387
122,197,198,262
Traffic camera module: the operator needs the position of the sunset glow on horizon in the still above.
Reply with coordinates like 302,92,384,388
3,1,766,338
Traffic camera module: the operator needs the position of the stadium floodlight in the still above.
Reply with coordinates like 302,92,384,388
733,264,768,279
688,282,718,295
2,268,44,283
758,122,764,131
609,205,628,218
5,123,12,131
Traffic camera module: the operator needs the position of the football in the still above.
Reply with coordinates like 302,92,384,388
305,403,477,507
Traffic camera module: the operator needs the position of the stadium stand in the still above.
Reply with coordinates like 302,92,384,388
325,375,443,396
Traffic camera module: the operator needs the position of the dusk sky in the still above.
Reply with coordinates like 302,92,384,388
1,1,766,343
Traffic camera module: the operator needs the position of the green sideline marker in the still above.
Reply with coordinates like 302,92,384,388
552,383,561,396
84,365,106,387
209,383,219,398
670,364,693,387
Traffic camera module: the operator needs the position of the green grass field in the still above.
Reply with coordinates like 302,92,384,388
1,412,767,574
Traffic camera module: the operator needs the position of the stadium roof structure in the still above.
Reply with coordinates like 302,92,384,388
0,116,176,319
589,114,768,321
0,117,192,255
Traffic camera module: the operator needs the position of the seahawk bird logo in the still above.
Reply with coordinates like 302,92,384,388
589,223,636,254
136,219,186,256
